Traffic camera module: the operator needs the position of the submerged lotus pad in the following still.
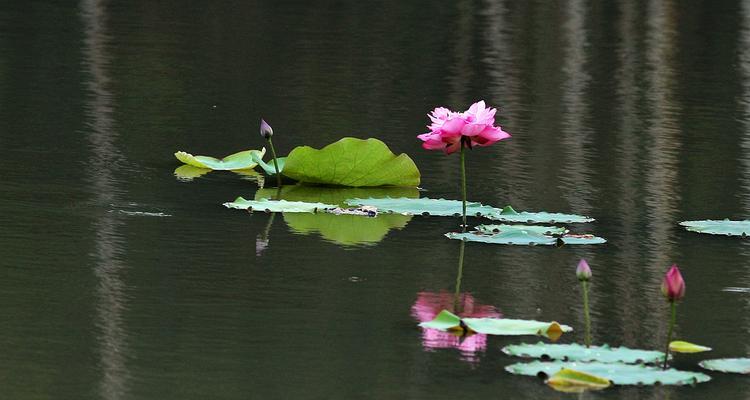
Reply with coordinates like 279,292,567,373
175,148,266,170
699,358,750,374
282,138,420,187
419,310,571,340
506,361,711,386
347,198,593,223
446,228,606,246
680,220,750,236
223,197,335,213
502,342,665,364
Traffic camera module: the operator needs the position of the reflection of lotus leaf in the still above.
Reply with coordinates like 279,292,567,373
174,165,211,181
446,228,606,246
347,198,594,223
175,148,265,170
506,361,711,385
699,358,750,374
283,213,410,246
680,219,750,236
282,138,420,187
251,186,418,246
256,185,419,206
502,342,665,364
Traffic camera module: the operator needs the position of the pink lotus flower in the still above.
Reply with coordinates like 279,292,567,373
661,264,685,302
411,291,501,363
417,101,511,154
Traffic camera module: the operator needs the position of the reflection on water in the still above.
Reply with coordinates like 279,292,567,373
411,292,501,363
80,0,129,398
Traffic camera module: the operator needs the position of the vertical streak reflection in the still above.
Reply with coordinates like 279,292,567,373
559,0,594,216
738,0,750,342
643,0,680,339
80,0,129,398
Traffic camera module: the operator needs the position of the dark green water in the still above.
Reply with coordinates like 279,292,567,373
2,0,750,398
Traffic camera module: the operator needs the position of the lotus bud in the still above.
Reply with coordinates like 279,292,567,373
661,264,685,302
576,259,592,282
260,118,273,140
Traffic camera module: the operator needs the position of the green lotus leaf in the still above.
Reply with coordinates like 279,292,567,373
445,229,606,246
256,185,419,206
546,368,612,393
175,148,266,170
282,138,420,187
680,219,750,236
346,198,593,223
419,310,572,339
502,342,665,364
223,197,335,213
506,361,711,386
281,213,411,246
174,165,211,181
669,341,712,354
699,358,750,374
249,149,286,176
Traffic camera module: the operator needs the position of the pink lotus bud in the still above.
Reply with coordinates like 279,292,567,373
661,264,685,301
260,118,273,139
576,259,592,281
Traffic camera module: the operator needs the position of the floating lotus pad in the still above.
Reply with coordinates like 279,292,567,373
175,148,266,170
491,205,594,224
346,198,593,223
476,224,567,236
255,185,420,207
546,368,611,393
282,138,420,187
699,358,750,374
224,198,335,213
446,229,606,246
347,197,497,217
680,219,750,236
419,310,571,340
670,341,712,354
505,361,711,386
502,342,665,364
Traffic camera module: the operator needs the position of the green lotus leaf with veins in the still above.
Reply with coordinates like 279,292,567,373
282,137,420,187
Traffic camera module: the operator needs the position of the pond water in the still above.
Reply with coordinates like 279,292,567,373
2,0,750,398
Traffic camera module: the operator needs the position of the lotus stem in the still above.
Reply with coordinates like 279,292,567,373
663,301,677,370
582,280,591,348
460,140,467,231
453,239,466,313
268,137,282,188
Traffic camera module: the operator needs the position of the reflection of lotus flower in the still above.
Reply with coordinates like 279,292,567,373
417,101,511,155
661,264,685,302
411,292,500,362
255,235,269,256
